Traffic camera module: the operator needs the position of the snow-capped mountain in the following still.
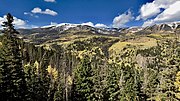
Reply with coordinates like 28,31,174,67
32,23,122,35
18,22,180,35
16,22,180,44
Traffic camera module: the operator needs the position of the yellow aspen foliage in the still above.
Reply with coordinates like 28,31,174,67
34,61,39,73
47,65,58,80
67,75,72,85
24,63,31,67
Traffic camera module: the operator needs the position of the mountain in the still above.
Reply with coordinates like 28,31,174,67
17,24,122,44
15,22,180,45
138,22,180,34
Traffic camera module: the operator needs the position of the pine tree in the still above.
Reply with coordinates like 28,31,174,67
151,40,179,101
105,63,120,101
89,47,107,101
118,62,141,101
72,56,95,101
37,60,51,101
0,13,27,100
24,63,41,101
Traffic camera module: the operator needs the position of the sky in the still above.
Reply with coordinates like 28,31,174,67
0,0,180,29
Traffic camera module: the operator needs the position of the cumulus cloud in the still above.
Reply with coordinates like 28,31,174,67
142,1,180,27
142,20,155,27
112,10,134,28
81,22,94,27
0,15,26,29
94,23,108,28
136,2,160,20
154,1,180,23
44,0,56,2
137,0,179,20
31,7,58,16
0,15,39,29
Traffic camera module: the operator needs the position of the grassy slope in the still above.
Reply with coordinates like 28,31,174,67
109,33,180,57
109,36,157,54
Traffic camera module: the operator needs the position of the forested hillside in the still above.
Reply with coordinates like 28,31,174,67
0,13,180,101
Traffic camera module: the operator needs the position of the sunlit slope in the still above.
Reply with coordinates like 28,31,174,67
109,37,157,53
36,30,119,50
109,33,180,55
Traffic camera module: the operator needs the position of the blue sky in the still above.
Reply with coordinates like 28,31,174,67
0,0,180,28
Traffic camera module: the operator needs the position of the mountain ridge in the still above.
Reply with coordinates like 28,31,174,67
1,21,177,45
18,21,180,35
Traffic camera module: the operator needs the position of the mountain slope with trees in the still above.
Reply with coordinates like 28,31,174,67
0,13,180,101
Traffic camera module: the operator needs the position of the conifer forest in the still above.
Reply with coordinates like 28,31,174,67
0,12,180,101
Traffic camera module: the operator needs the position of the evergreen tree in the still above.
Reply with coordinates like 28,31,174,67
151,40,179,101
0,13,27,100
54,83,63,101
105,63,120,101
24,63,41,101
89,47,107,101
37,60,51,101
72,55,95,101
118,62,141,101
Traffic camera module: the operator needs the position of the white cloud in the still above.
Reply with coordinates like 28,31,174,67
155,0,178,8
0,15,39,29
136,2,160,20
137,0,179,20
31,7,58,16
13,17,26,26
95,23,108,28
112,10,134,28
24,12,39,18
31,7,41,13
0,15,26,29
154,1,180,23
142,20,155,27
24,12,29,15
142,1,180,27
81,22,94,27
81,22,108,28
44,0,56,2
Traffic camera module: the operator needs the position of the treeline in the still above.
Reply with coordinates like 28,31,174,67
0,13,180,101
